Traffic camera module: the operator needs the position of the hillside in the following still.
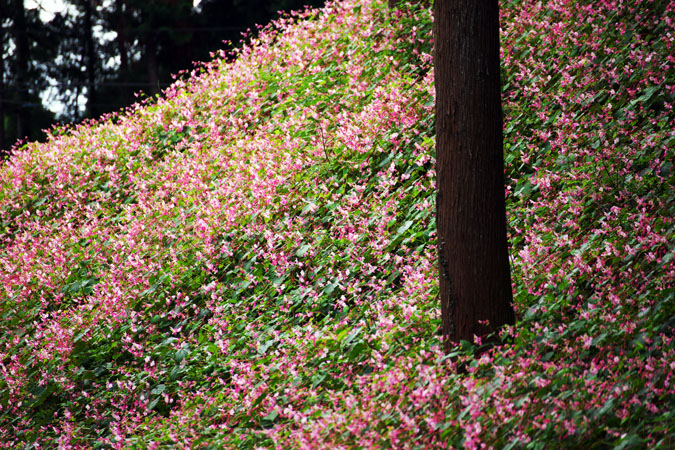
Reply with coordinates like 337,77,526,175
0,0,673,448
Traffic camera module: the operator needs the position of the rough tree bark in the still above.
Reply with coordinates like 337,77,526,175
434,0,515,350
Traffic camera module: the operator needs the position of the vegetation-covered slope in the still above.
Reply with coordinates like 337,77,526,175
0,0,673,448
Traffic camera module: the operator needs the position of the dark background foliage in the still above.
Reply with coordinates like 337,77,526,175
0,0,326,155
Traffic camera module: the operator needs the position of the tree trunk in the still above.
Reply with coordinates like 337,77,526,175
82,0,98,118
0,40,5,154
13,0,29,140
434,0,515,350
114,0,132,106
145,35,160,96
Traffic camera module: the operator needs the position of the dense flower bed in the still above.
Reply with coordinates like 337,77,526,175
0,0,672,448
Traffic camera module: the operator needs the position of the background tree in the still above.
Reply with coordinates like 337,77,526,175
95,0,324,114
81,0,98,118
1,9,8,151
12,0,29,140
42,0,104,120
0,0,56,156
195,0,326,60
0,0,327,154
434,0,515,350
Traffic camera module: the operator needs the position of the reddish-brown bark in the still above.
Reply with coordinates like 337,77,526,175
434,0,515,350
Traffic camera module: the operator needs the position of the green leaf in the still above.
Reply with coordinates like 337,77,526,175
29,384,51,408
252,391,268,409
311,373,326,388
613,433,644,450
147,396,160,411
396,220,413,235
207,343,219,354
336,328,350,342
348,342,368,362
322,280,338,296
301,202,316,214
636,86,659,103
73,329,89,343
261,410,278,428
169,366,183,381
344,326,362,345
296,244,311,257
174,347,190,363
597,398,615,417
258,339,274,355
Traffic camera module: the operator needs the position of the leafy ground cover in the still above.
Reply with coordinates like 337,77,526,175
0,0,673,448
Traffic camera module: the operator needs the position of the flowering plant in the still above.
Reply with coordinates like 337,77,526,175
0,0,673,448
